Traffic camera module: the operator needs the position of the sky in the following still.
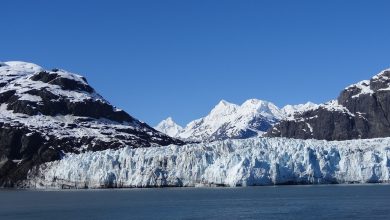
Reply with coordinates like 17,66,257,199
1,0,390,126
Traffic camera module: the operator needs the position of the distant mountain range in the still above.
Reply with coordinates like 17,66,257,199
155,100,318,142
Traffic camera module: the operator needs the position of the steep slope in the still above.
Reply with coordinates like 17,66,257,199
0,61,182,187
154,117,183,137
176,99,284,142
26,137,390,188
267,68,390,140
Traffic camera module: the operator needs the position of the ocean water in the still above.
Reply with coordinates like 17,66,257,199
0,184,389,220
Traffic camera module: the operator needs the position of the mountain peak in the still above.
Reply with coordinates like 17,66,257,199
240,99,283,120
209,100,238,117
373,68,390,80
158,117,180,126
241,99,266,109
165,116,175,123
154,117,183,137
215,99,235,108
242,98,265,105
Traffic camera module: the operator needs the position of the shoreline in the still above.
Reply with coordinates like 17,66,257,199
3,181,390,191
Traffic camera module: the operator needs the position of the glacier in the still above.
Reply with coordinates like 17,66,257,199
26,137,390,189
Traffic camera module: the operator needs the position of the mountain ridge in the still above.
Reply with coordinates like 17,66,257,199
155,99,316,142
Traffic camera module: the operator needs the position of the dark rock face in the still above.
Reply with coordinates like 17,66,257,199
30,71,94,93
267,106,369,140
0,62,184,187
337,71,390,138
267,70,390,140
0,123,61,187
248,116,275,133
7,92,134,122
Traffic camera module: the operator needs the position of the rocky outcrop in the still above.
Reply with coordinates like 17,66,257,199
267,69,390,140
0,61,183,187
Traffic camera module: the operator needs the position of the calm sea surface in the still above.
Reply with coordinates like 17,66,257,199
0,184,389,220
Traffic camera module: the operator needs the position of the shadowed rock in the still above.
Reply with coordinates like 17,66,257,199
267,69,390,140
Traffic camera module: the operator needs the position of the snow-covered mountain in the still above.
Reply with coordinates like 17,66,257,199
154,117,183,137
267,68,390,140
0,61,182,187
176,99,284,141
26,137,390,188
155,99,316,142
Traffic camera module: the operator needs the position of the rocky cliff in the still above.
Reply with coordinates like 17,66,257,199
267,69,390,140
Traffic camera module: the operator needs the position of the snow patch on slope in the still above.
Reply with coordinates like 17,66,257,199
345,80,374,98
344,69,390,98
281,102,318,119
373,68,390,81
319,100,355,116
285,100,355,122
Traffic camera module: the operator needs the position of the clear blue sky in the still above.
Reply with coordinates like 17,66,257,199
1,0,390,126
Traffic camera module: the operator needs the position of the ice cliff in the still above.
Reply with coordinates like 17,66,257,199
26,137,390,188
